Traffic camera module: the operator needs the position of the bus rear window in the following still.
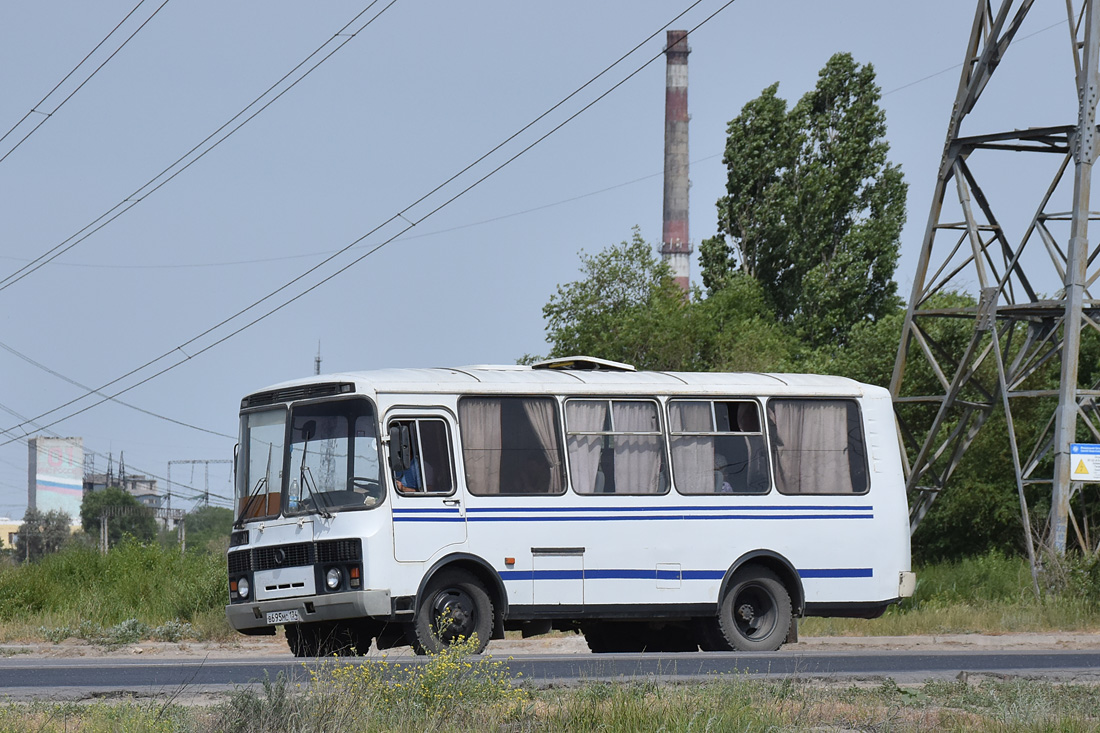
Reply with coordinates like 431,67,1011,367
766,399,868,495
459,397,565,495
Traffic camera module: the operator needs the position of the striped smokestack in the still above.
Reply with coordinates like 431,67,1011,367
661,29,691,293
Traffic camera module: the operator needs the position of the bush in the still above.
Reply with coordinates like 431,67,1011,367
0,540,226,638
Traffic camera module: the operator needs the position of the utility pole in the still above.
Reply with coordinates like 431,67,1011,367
891,0,1100,558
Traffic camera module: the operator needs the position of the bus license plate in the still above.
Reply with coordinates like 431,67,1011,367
266,610,302,625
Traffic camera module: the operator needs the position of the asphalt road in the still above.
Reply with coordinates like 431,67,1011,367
0,649,1097,700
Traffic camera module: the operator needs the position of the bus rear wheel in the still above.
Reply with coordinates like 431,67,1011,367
717,566,791,652
410,569,493,655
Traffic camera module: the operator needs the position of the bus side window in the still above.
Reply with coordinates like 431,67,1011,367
389,418,455,495
459,397,566,495
669,399,769,495
566,399,666,495
767,399,868,495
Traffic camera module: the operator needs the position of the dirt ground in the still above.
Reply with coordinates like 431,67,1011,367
5,630,1099,660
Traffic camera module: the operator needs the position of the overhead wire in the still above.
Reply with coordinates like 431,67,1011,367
0,0,721,444
0,0,171,165
0,0,398,294
0,394,229,507
0,339,234,440
0,0,730,446
0,14,1067,275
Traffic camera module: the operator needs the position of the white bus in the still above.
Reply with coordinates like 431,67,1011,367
226,357,915,656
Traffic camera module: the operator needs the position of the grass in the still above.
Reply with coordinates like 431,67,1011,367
0,539,233,644
802,550,1100,637
0,543,1097,645
0,547,1096,729
0,670,1097,731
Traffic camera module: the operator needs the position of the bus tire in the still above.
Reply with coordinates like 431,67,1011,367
718,565,792,652
695,618,733,652
410,569,493,655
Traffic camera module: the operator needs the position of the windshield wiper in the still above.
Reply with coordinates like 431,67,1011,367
299,465,333,519
298,421,333,519
233,476,267,529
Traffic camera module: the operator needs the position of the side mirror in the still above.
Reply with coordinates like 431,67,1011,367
301,420,317,441
388,424,412,472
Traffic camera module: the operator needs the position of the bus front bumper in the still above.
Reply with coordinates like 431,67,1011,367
226,589,393,632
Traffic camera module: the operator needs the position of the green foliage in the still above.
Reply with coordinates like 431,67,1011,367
80,486,157,546
218,636,528,732
16,508,72,563
540,227,691,370
185,506,233,553
539,229,791,372
0,540,225,632
703,52,907,348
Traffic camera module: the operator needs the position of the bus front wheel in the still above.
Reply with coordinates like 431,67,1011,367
410,569,493,655
717,566,792,652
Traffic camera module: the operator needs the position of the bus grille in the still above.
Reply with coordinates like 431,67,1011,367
229,539,362,574
254,542,312,570
317,538,362,563
228,550,251,574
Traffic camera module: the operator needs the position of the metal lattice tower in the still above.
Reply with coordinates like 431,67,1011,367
891,0,1100,555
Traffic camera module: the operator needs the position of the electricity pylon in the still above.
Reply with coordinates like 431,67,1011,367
890,0,1100,557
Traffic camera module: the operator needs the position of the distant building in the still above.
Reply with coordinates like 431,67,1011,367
27,437,84,519
83,473,162,508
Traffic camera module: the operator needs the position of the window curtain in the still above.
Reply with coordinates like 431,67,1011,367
669,401,715,494
566,401,607,494
522,399,563,492
460,400,502,494
770,401,853,494
612,401,662,494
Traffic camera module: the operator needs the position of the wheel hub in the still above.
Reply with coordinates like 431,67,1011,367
737,603,756,623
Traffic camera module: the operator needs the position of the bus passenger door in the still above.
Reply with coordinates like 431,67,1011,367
387,412,467,563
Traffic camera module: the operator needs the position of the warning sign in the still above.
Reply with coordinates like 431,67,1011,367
1069,444,1100,482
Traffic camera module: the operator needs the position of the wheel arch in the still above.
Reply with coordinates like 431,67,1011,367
416,553,508,638
720,550,804,616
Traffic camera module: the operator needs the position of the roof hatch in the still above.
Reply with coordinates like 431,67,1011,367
529,356,637,372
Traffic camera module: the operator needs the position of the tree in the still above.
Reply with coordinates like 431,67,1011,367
184,505,233,553
80,487,157,547
537,229,791,372
17,507,71,562
701,53,907,348
539,228,694,370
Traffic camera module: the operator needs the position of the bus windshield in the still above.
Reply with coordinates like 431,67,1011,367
286,399,383,515
236,408,286,523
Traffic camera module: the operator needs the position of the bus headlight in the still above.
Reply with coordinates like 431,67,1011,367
325,568,342,590
237,577,250,599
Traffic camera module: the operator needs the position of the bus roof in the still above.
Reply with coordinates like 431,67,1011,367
244,363,882,404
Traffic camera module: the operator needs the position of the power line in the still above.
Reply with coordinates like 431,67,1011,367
0,0,171,165
0,162,683,271
881,18,1064,97
0,15,1063,275
0,339,234,440
0,0,398,294
0,0,737,445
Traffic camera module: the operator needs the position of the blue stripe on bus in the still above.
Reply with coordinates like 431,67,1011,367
465,505,872,513
497,568,872,581
394,513,873,523
798,568,874,578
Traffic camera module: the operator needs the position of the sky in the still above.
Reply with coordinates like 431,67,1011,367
0,0,1085,518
